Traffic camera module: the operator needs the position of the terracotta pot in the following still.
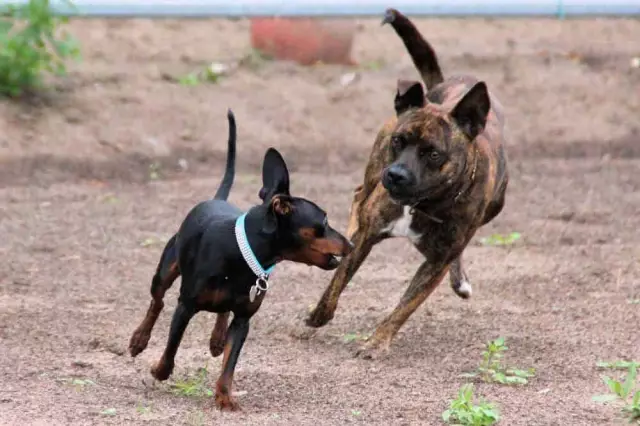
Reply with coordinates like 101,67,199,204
250,18,356,66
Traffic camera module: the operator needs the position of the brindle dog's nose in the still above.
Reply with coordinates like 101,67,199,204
383,165,415,188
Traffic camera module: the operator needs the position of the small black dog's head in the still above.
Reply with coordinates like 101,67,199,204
382,79,490,205
258,148,353,270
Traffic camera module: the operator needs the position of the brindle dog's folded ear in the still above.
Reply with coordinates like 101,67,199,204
394,79,425,116
259,148,291,202
450,81,491,141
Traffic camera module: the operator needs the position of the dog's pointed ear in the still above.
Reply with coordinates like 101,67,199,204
259,148,290,202
262,194,293,234
450,81,491,141
394,79,425,116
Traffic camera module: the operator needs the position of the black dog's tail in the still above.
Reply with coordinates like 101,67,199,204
214,109,237,200
382,8,444,91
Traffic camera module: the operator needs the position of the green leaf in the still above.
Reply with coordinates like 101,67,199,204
623,364,638,397
507,368,536,378
479,232,522,247
592,394,620,403
632,390,640,406
101,408,117,416
442,409,451,422
178,73,200,86
504,375,528,385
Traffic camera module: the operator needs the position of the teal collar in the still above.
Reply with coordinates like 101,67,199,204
234,213,275,302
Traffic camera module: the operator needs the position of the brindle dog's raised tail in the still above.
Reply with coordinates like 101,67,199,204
381,8,444,91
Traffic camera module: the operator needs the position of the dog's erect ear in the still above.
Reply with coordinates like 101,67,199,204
450,81,491,141
394,79,425,116
271,195,293,216
262,194,293,234
259,148,290,202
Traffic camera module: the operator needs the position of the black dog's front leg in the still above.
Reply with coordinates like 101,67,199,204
151,302,195,381
215,316,250,411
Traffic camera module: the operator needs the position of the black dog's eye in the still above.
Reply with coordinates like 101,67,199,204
314,216,328,237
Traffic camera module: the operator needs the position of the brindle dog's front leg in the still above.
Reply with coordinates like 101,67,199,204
307,185,389,328
306,228,378,328
356,259,451,360
345,185,365,239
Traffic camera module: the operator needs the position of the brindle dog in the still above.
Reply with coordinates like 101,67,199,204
305,8,509,359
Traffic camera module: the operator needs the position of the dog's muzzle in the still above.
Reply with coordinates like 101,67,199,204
382,165,417,197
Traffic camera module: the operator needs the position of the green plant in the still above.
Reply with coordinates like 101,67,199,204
479,232,522,247
342,332,371,343
135,400,152,414
461,337,535,385
597,360,640,370
593,363,640,423
100,408,117,416
443,384,500,425
57,377,95,391
0,0,80,97
170,365,213,398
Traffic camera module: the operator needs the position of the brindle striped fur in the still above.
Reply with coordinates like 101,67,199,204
306,8,509,359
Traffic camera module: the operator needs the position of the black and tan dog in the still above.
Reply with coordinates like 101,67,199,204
305,9,509,359
128,110,353,411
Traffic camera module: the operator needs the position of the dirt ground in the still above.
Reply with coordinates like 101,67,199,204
1,16,639,426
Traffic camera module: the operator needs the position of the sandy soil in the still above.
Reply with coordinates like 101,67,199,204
1,16,639,426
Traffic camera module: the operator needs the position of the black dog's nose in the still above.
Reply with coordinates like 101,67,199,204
384,165,414,188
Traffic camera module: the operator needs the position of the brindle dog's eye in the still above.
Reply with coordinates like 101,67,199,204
429,151,440,161
391,135,404,150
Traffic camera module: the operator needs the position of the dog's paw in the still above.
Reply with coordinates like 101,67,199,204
150,359,173,381
452,279,473,299
215,394,241,412
305,307,334,328
354,339,391,361
209,335,226,358
128,329,151,357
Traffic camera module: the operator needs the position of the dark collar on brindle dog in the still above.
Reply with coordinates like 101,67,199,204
409,147,479,224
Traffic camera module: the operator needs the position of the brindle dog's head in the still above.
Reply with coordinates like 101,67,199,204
258,148,353,270
382,79,490,206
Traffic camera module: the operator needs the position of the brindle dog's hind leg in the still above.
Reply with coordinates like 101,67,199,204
449,254,472,299
129,235,180,357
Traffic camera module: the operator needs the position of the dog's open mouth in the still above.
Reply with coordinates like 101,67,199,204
326,254,342,269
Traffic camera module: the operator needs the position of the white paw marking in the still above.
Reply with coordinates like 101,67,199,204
457,280,472,297
380,206,423,244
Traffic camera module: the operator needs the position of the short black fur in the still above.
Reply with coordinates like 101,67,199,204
128,109,352,412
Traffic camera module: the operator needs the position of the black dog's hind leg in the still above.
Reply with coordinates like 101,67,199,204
150,301,195,381
129,235,180,357
210,312,230,357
